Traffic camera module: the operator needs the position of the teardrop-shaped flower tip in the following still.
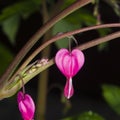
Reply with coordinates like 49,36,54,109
64,77,74,99
55,48,85,99
17,91,35,120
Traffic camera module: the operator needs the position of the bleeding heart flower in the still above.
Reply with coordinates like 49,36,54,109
17,91,35,120
55,48,85,99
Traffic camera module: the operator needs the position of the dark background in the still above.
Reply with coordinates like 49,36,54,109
0,0,120,120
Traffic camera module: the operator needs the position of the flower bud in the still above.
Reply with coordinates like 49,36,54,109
17,91,35,120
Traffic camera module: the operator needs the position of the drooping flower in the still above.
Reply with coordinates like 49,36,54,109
55,48,85,99
17,91,35,120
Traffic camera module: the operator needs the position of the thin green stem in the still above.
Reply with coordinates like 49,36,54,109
0,0,91,86
18,75,25,95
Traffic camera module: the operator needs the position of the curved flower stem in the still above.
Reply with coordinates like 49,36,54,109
16,25,120,69
43,30,120,71
19,23,120,68
8,23,120,84
47,30,120,68
1,31,120,100
0,0,91,86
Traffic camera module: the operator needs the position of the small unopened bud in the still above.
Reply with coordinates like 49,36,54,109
17,91,35,120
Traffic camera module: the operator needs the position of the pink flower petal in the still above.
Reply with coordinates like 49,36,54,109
64,77,74,99
55,48,85,99
55,48,85,78
55,48,68,75
17,91,35,120
71,49,85,75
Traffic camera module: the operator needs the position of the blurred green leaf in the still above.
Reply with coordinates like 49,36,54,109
53,19,79,48
102,84,120,115
53,9,96,49
104,0,120,17
61,0,76,9
97,28,111,51
0,43,13,76
98,28,111,37
0,0,41,22
61,95,71,114
2,15,20,45
97,42,109,51
31,0,41,5
65,9,96,26
62,111,105,120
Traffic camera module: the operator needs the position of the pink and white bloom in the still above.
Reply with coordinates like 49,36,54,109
17,91,35,120
55,48,85,99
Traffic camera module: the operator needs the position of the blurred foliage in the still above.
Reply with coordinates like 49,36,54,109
0,0,120,119
97,28,111,51
61,94,71,114
102,84,120,115
52,19,79,48
52,9,97,48
62,111,105,120
1,15,20,45
64,9,96,26
97,42,109,51
0,0,119,48
61,0,76,9
103,0,120,17
0,42,13,76
0,0,41,22
0,0,41,45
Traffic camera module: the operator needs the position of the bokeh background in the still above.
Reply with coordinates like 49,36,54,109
0,0,120,120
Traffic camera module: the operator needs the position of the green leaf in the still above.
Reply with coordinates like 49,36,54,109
0,43,13,76
104,0,120,17
0,0,41,22
102,84,120,115
52,19,79,48
98,28,111,37
31,0,41,5
65,9,96,26
97,42,109,52
62,111,105,120
2,15,20,45
97,28,111,51
61,0,76,9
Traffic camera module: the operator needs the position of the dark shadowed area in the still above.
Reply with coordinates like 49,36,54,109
0,0,120,120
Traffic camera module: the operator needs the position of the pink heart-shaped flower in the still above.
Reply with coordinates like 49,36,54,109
55,48,85,99
17,91,35,120
55,48,84,78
